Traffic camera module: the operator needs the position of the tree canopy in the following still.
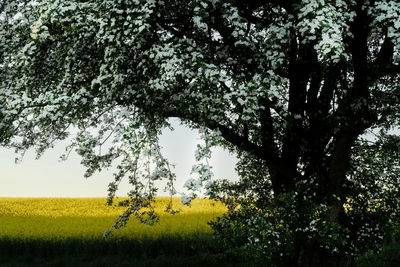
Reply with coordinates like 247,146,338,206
1,0,400,266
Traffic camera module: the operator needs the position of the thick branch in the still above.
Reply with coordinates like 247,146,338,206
280,36,312,187
163,109,269,161
368,36,399,83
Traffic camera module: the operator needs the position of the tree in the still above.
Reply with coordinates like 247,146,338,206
1,0,400,266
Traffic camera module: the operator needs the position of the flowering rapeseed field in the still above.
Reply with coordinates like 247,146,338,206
0,197,226,240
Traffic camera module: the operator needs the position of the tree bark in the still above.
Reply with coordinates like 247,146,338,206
297,241,355,267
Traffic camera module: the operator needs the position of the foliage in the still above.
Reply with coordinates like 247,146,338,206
1,0,400,265
357,236,400,267
210,189,352,265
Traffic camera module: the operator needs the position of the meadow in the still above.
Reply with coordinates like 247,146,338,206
0,197,226,240
0,197,244,266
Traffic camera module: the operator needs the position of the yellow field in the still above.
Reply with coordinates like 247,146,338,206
0,197,227,240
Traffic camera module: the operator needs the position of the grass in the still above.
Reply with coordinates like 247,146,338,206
0,197,248,266
0,197,226,240
0,236,239,266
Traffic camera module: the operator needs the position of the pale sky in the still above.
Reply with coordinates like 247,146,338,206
0,119,238,197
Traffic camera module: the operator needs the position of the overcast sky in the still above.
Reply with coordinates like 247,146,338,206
0,119,238,197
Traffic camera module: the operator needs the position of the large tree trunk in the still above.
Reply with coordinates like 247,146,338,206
297,241,355,267
270,142,360,267
291,201,356,267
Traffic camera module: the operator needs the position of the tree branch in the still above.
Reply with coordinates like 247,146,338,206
368,36,398,84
